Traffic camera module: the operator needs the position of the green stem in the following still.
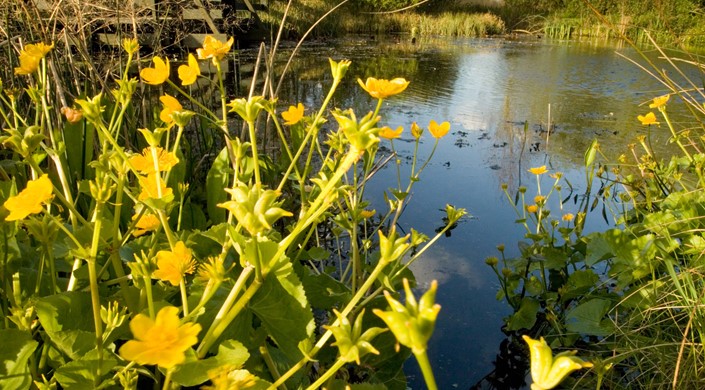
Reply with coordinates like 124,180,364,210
414,349,438,390
88,201,106,383
305,359,346,390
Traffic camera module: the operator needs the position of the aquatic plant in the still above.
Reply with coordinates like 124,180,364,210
0,34,463,389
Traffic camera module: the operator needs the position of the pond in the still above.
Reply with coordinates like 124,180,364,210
239,35,700,389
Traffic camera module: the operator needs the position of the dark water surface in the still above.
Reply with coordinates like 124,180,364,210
245,36,702,389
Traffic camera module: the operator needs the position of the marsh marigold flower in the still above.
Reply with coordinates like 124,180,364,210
379,126,403,139
119,306,201,369
357,77,409,99
60,106,83,124
411,122,423,139
526,204,539,213
178,53,200,86
140,56,170,85
522,335,592,390
562,213,575,222
158,94,183,125
197,36,234,63
428,120,450,139
132,212,161,237
138,174,173,201
153,241,197,286
649,94,670,109
4,174,53,221
281,103,305,125
638,112,659,126
528,166,548,175
130,147,179,175
14,42,53,75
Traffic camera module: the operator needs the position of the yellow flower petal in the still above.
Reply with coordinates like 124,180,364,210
357,77,409,99
158,94,183,125
379,126,403,140
153,241,196,286
281,103,305,125
140,57,170,85
637,112,659,126
428,120,450,139
4,174,54,221
138,174,173,201
528,166,548,175
649,94,670,109
14,43,53,75
178,53,200,86
130,147,179,175
119,306,201,369
196,36,235,62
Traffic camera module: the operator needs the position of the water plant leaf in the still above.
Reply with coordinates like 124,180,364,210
54,348,117,390
171,340,249,386
36,292,96,359
0,329,37,390
250,265,314,361
506,297,540,331
565,298,613,336
560,269,599,303
206,147,230,224
301,271,352,309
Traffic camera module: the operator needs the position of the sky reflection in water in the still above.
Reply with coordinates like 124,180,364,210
262,35,700,389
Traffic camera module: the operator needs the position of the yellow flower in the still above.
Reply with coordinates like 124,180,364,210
428,120,450,139
132,212,161,237
534,195,546,204
528,166,548,175
130,147,179,175
203,366,259,390
562,213,575,222
138,174,173,200
379,126,403,139
153,241,197,286
14,43,53,75
196,35,235,62
140,56,170,85
638,112,659,126
649,94,670,109
523,335,592,390
158,94,183,125
4,174,53,221
357,77,410,99
281,103,305,125
526,204,538,213
411,122,423,139
60,106,83,124
119,306,201,369
178,53,200,86
360,209,376,219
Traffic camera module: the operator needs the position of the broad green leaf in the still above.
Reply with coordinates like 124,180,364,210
584,231,613,266
565,298,613,336
250,269,314,362
301,271,352,310
36,292,96,359
560,269,599,302
505,297,539,331
54,348,117,390
206,147,231,224
0,329,37,390
171,340,250,386
172,201,207,231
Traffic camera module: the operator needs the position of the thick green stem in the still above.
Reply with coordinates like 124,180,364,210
414,349,438,390
88,201,106,383
305,359,346,390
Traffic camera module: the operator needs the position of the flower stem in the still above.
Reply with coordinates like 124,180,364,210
414,349,438,390
305,359,346,390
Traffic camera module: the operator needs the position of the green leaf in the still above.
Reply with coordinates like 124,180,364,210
0,329,38,390
250,269,314,361
584,231,613,266
565,298,613,336
301,271,352,310
171,340,250,386
206,147,231,224
560,269,599,302
36,292,96,359
505,297,539,331
54,348,117,390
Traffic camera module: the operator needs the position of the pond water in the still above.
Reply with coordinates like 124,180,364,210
240,36,702,389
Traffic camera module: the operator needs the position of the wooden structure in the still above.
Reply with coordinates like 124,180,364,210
34,0,265,49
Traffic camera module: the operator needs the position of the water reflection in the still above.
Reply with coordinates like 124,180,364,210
248,36,701,389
